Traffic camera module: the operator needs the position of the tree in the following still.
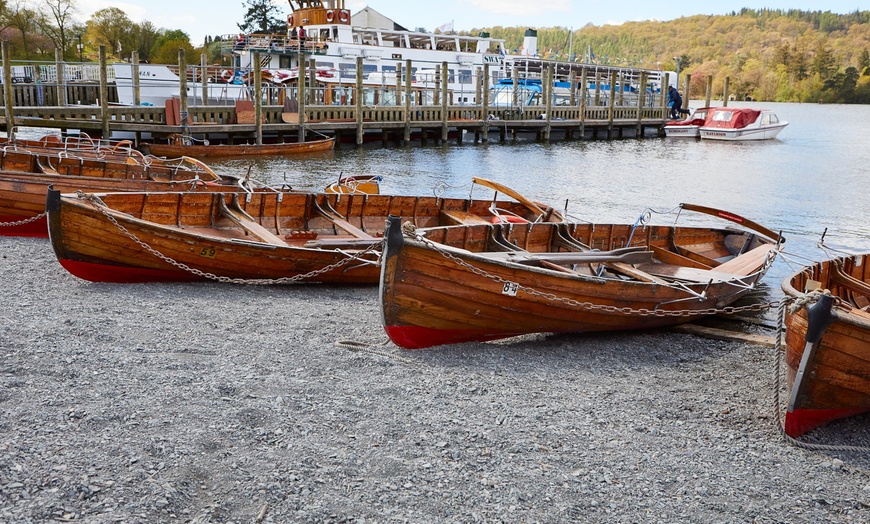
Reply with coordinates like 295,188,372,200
37,0,76,60
860,48,870,75
150,37,195,65
86,7,136,59
238,0,284,34
810,41,836,78
134,21,160,62
4,1,49,59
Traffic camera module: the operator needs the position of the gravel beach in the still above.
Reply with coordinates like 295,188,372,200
2,235,870,523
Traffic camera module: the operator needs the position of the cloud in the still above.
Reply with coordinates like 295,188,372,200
468,0,570,16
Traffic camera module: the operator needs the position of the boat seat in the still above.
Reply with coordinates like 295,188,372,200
440,209,491,225
304,238,381,250
635,263,750,284
714,244,774,276
217,198,287,246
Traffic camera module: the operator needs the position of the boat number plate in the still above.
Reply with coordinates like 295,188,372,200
199,247,217,259
502,282,519,297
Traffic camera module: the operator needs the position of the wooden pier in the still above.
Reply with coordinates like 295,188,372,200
2,44,671,146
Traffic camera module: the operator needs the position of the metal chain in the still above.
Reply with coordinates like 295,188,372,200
0,211,48,227
78,191,383,285
773,293,870,452
408,227,778,318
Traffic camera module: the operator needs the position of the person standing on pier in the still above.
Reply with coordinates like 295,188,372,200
668,86,684,119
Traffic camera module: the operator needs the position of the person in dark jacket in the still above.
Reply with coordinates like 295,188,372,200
667,86,682,119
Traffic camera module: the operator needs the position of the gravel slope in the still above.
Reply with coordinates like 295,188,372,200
2,235,870,523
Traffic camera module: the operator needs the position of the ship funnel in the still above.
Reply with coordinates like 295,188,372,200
523,29,537,57
476,32,490,54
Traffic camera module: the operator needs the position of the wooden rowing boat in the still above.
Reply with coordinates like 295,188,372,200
781,252,870,437
140,135,335,157
0,150,238,237
46,179,563,284
379,204,783,349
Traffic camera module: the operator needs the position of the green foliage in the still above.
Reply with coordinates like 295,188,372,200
468,8,870,103
238,0,284,34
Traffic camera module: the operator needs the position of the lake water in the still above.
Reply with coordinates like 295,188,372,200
11,102,870,303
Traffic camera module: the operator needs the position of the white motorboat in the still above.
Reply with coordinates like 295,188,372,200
664,107,710,138
699,107,788,141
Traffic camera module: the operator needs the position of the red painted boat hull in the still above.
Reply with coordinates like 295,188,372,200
0,215,48,237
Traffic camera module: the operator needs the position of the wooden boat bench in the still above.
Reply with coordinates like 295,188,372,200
440,209,492,225
303,238,381,250
217,198,287,246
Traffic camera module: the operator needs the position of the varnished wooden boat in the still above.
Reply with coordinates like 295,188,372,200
46,179,562,284
781,253,870,437
379,204,783,349
325,175,381,195
0,151,238,237
140,135,335,158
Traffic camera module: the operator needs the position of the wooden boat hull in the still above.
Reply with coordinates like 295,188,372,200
47,186,560,284
0,146,238,237
140,137,335,157
380,211,780,349
781,254,870,437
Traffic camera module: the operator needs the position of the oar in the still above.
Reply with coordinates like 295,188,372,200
787,293,836,412
472,177,546,218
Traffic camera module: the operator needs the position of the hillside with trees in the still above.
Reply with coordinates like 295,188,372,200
471,9,870,103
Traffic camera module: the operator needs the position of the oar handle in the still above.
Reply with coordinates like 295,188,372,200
473,177,546,217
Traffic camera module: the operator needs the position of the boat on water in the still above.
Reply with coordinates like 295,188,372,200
139,135,335,158
699,107,788,141
664,107,711,138
379,204,783,349
781,252,870,437
0,149,243,237
46,178,563,284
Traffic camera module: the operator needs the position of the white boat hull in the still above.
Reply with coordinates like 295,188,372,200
664,125,701,138
700,122,787,141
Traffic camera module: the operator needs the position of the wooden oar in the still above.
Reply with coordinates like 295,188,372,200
472,177,546,217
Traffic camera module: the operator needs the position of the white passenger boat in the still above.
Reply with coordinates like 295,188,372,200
699,107,788,141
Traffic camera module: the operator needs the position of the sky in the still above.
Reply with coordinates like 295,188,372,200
71,0,870,45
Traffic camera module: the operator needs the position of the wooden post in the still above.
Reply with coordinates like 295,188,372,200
617,72,625,106
177,47,188,140
99,46,110,139
132,51,140,107
481,63,490,142
355,56,363,145
607,70,617,138
434,64,440,106
395,62,402,106
594,72,601,106
723,76,730,107
309,58,316,106
579,67,587,139
441,61,448,143
683,74,691,111
568,70,576,106
404,59,411,144
254,51,263,145
543,65,553,142
636,71,646,136
298,57,306,143
201,53,209,106
55,49,67,107
2,42,14,136
705,74,712,109
512,66,518,108
661,73,669,122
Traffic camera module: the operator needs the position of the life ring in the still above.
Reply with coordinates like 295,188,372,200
491,215,528,224
325,9,335,23
338,10,350,23
221,69,233,82
287,14,293,26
